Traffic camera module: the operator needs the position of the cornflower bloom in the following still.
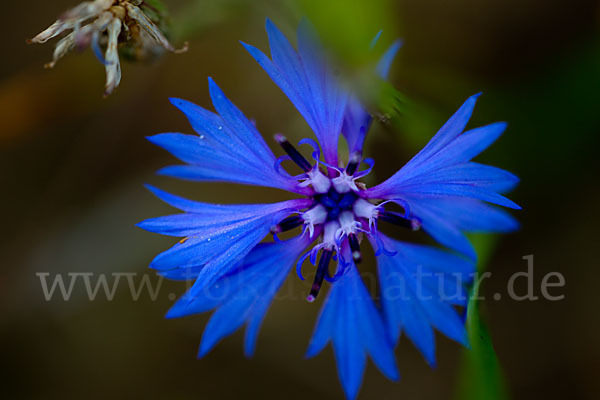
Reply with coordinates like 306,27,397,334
139,19,520,399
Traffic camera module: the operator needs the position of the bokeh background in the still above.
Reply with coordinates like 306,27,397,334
1,0,599,399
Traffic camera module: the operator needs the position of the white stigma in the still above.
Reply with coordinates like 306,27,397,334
353,198,379,231
299,168,331,193
332,171,359,193
322,221,341,250
302,204,327,238
335,211,362,242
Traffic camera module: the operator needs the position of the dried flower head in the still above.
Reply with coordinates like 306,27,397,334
28,0,188,96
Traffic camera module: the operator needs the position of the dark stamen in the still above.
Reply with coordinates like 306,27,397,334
346,152,361,176
379,211,419,231
348,234,362,263
307,249,333,302
271,215,303,234
274,134,312,172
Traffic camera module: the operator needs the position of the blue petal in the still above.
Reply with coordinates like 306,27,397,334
305,284,339,358
168,97,265,165
409,196,520,233
399,93,482,178
157,165,292,187
369,30,383,48
166,236,313,357
148,133,239,166
397,182,520,209
373,120,507,188
365,95,519,256
376,39,403,78
207,78,275,162
143,184,216,212
158,83,307,194
242,19,348,165
411,122,508,177
395,241,475,276
137,213,255,237
342,96,371,155
412,286,468,347
139,189,311,288
396,294,437,366
400,198,478,259
343,37,402,154
374,234,472,365
307,261,399,400
401,162,520,193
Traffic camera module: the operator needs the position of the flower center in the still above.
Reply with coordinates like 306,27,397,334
272,135,420,302
314,188,358,221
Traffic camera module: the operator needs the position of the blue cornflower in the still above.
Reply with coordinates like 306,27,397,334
139,19,520,399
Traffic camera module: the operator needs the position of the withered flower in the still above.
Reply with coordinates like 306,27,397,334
28,0,188,96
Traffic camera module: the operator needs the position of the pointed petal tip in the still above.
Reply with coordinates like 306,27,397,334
169,97,191,111
304,342,326,359
265,18,282,39
145,134,164,145
165,307,183,319
165,296,197,319
207,77,219,93
341,382,362,400
197,345,210,359
387,368,401,382
148,260,162,271
508,219,521,231
369,30,384,48
240,41,255,52
155,167,171,177
207,77,228,104
458,92,482,109
386,39,404,55
421,350,438,369
134,220,147,230
495,121,508,131
198,334,219,358
243,343,256,359
142,183,166,199
501,197,521,210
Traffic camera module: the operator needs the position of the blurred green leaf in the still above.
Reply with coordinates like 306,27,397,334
456,234,510,400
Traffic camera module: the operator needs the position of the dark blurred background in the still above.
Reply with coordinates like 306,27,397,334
1,0,599,399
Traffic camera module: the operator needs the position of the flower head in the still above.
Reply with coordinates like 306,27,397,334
139,19,520,399
28,0,187,96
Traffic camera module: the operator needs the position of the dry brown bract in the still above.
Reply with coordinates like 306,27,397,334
28,0,187,96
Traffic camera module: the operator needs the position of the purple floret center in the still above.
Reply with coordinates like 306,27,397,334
313,188,358,221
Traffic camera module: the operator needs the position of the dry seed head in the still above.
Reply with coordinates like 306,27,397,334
28,0,188,96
